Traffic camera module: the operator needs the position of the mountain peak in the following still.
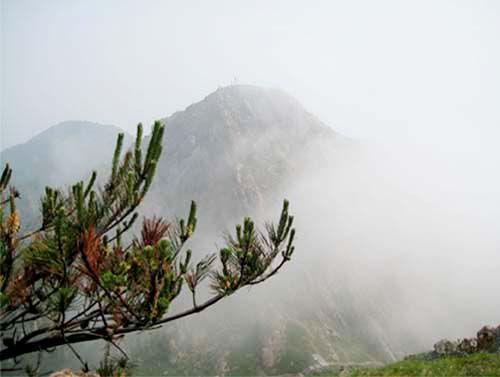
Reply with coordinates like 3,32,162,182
43,120,125,134
144,85,337,227
209,84,296,102
165,85,333,139
3,121,129,152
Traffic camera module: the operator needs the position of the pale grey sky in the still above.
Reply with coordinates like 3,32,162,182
1,0,500,152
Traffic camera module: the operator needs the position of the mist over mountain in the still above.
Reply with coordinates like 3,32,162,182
0,121,131,226
143,85,337,230
2,86,499,375
132,86,394,374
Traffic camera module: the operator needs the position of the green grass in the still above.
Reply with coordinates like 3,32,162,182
314,353,500,377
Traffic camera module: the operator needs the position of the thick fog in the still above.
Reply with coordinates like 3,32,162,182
280,139,500,346
203,127,500,346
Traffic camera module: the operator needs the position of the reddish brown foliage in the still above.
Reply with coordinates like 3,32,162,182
80,226,102,276
139,216,170,247
5,274,30,307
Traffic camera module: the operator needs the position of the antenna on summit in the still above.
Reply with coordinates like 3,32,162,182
231,76,238,85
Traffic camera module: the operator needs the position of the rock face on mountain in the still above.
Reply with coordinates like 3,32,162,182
144,85,336,230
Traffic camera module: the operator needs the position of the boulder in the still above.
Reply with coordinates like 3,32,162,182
434,339,458,355
477,326,496,351
457,338,477,354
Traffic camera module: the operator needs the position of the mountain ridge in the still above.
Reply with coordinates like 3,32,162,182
1,120,130,153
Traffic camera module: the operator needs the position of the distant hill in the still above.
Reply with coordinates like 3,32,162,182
0,121,131,227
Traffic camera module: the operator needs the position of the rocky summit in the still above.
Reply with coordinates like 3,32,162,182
143,85,336,230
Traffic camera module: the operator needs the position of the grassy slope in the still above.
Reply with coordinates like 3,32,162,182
314,353,500,377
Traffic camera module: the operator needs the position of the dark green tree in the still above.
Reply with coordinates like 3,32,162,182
0,122,296,372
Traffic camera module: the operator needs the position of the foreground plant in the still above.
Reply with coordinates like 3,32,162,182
0,122,296,372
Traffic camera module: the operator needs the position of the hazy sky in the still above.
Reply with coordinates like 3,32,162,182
1,0,499,151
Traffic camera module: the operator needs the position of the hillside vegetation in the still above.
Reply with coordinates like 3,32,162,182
313,353,500,377
315,325,500,377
